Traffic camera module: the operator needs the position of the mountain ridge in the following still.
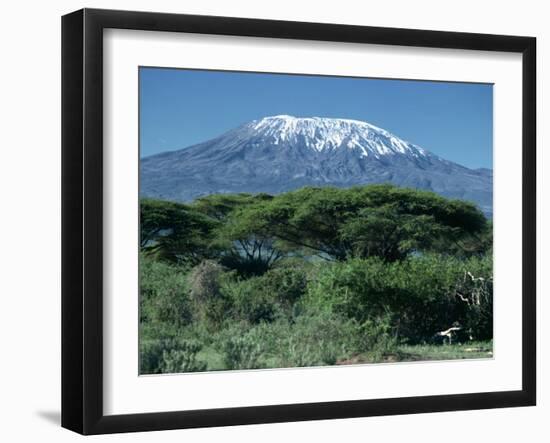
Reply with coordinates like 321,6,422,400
141,115,493,216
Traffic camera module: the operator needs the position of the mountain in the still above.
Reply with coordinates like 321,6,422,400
141,115,493,216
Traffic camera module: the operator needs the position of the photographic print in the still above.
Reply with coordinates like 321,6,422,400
138,67,494,375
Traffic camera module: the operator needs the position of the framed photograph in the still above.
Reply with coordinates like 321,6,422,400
61,8,536,435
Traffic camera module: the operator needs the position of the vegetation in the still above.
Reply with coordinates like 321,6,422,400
139,185,493,374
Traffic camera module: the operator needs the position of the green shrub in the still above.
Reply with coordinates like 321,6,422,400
140,338,171,374
188,260,231,327
305,254,492,344
261,265,308,307
140,337,207,374
212,311,361,370
450,267,493,341
220,328,264,370
221,275,281,324
159,340,207,373
356,315,400,361
276,311,359,367
139,255,192,328
220,264,309,324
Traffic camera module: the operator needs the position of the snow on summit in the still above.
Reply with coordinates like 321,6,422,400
246,115,427,159
140,114,492,217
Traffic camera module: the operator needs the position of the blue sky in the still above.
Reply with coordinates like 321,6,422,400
139,67,493,169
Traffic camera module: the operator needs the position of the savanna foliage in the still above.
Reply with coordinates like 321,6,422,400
139,185,493,373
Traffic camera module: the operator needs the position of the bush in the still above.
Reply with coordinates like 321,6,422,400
260,265,308,307
276,311,359,367
159,340,207,373
140,337,207,374
212,311,361,370
305,254,493,343
356,315,400,361
140,338,171,374
221,277,279,324
221,265,308,324
188,260,224,303
451,268,493,341
219,327,264,370
188,260,230,327
140,255,192,328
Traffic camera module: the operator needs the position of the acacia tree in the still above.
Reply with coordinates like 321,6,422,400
340,208,442,261
192,193,282,275
192,193,273,221
338,186,489,261
141,185,489,271
228,185,489,263
213,202,284,275
140,198,218,265
228,187,356,260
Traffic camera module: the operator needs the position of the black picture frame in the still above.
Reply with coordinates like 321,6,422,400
61,8,536,435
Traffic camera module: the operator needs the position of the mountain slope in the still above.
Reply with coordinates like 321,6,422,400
141,115,493,216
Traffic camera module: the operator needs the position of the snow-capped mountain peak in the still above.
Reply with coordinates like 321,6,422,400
243,115,427,159
140,115,492,216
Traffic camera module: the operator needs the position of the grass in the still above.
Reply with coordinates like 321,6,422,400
336,340,493,366
171,340,494,372
396,340,493,362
